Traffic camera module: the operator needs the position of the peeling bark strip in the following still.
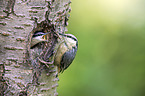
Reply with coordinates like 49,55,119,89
0,0,71,95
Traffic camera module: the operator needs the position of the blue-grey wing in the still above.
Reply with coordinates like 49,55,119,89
60,47,77,72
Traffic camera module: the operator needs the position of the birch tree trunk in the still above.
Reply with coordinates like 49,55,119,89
0,0,71,95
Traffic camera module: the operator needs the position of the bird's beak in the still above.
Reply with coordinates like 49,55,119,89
42,33,49,41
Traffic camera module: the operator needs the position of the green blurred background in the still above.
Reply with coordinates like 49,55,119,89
57,0,145,96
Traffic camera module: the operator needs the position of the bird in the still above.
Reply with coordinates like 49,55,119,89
30,32,48,48
54,33,78,73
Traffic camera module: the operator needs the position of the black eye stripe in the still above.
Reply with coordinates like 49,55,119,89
58,33,78,41
33,32,45,37
67,35,77,41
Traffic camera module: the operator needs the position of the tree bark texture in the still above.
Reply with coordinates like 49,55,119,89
0,0,71,95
